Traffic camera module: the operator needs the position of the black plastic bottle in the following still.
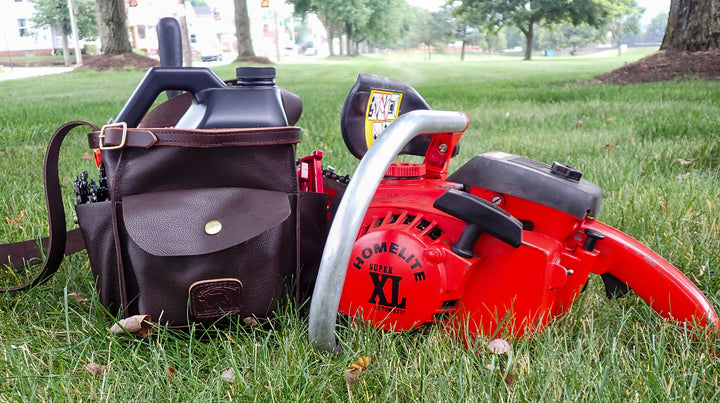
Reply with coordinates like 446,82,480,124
176,66,288,129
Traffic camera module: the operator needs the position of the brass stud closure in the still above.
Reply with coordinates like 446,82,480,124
205,220,222,235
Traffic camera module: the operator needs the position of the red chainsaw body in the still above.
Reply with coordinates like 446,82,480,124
325,73,718,340
336,156,719,338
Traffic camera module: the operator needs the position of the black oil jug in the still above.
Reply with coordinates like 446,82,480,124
114,66,302,129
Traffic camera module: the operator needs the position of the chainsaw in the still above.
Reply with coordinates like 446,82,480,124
306,73,719,351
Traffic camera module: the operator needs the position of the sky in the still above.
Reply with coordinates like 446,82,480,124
406,0,671,26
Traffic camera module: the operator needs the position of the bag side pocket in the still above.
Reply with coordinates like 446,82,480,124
75,201,124,314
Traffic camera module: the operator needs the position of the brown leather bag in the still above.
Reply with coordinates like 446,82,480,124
1,121,327,327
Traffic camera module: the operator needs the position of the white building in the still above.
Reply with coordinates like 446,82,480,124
1,0,60,57
1,0,308,62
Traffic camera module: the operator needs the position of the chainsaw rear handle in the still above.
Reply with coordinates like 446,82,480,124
582,219,719,332
308,110,469,352
115,67,227,127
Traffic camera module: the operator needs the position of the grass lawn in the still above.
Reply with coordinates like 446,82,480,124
1,49,719,400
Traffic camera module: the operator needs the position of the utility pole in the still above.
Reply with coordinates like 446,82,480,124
67,0,82,66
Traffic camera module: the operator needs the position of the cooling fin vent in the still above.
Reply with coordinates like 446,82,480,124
362,210,445,242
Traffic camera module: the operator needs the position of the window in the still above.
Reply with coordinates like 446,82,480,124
18,19,27,37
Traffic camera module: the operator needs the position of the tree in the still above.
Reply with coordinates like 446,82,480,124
606,0,644,56
644,12,668,44
537,23,603,55
350,0,408,53
288,0,344,56
455,0,610,60
340,0,372,56
30,0,97,65
407,9,455,61
95,0,132,54
359,0,409,50
234,0,256,59
661,0,720,51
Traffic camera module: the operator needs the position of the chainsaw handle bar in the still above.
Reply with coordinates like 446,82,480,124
308,110,469,352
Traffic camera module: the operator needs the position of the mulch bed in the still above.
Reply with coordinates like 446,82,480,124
81,53,160,71
594,49,720,84
80,53,273,71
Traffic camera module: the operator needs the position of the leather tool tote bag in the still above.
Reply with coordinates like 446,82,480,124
1,122,327,328
84,124,307,326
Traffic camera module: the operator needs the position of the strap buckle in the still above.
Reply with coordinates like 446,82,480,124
98,122,128,150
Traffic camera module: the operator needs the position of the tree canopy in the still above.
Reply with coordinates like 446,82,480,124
606,0,644,56
453,0,611,60
287,0,409,56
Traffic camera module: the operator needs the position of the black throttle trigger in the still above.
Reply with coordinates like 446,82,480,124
433,189,523,258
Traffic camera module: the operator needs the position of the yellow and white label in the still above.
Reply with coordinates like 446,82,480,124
365,90,403,148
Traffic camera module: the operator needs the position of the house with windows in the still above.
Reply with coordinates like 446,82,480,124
1,0,60,57
2,0,309,62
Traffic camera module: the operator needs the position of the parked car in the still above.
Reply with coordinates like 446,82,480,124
199,44,223,62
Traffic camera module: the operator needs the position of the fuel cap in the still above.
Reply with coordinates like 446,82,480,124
385,162,426,178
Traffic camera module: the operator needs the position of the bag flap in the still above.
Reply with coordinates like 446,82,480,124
122,187,291,256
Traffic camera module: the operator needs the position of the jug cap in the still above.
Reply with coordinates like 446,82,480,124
236,66,276,84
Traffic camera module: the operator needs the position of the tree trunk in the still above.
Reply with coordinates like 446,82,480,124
95,0,132,54
234,0,256,58
61,31,70,66
523,23,534,60
177,1,193,66
461,38,466,61
661,0,720,51
328,33,335,56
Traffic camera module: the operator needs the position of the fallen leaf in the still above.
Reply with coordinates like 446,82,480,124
243,316,260,327
608,117,615,122
676,172,691,180
68,292,88,304
660,202,668,213
167,366,177,382
629,137,635,142
604,144,615,151
110,314,153,337
345,357,371,387
671,158,693,166
488,338,511,355
221,367,236,383
82,153,92,161
504,372,515,385
576,120,584,128
83,362,108,376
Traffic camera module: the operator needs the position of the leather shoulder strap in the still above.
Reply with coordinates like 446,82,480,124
1,121,98,292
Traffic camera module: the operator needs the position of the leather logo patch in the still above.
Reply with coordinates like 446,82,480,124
189,278,243,320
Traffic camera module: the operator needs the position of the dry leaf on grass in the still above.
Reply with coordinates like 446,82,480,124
345,357,371,387
243,316,260,327
221,368,236,383
110,314,153,337
671,158,693,166
68,292,89,304
167,366,177,382
488,338,511,355
79,359,108,376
